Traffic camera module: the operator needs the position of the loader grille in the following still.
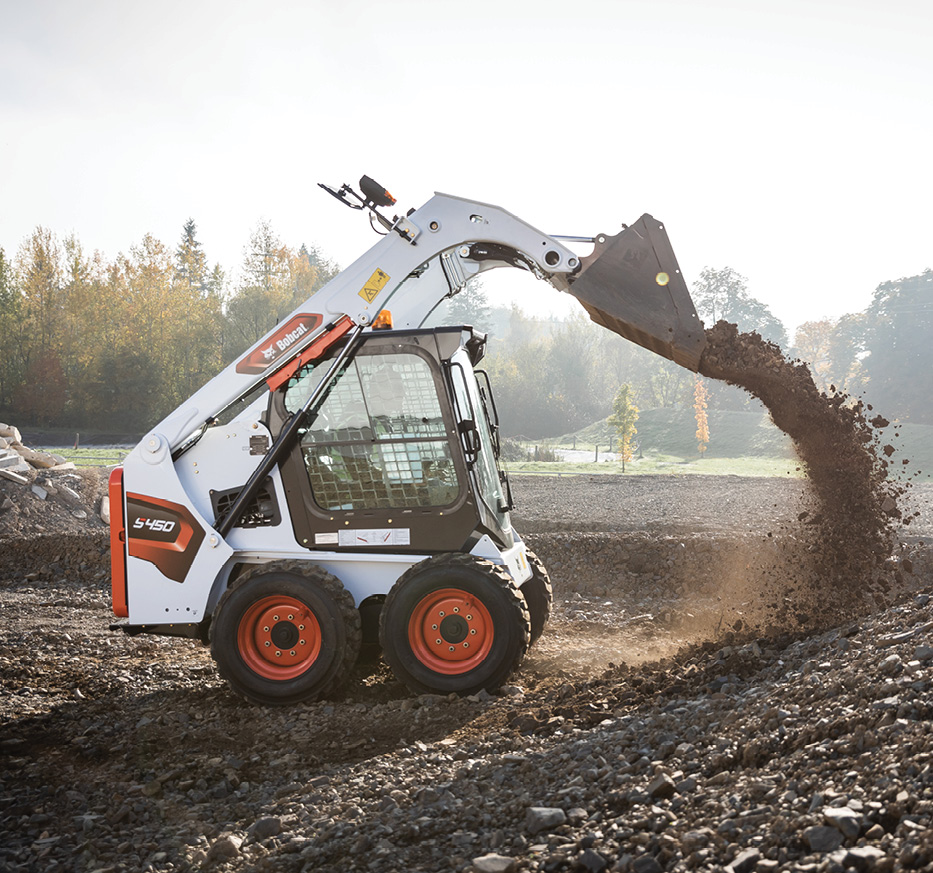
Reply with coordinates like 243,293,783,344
210,478,281,528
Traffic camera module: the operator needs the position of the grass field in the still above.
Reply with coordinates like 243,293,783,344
38,447,130,467
30,408,933,481
512,407,933,480
505,455,807,478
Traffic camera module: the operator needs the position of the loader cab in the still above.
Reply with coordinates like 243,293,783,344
271,326,514,555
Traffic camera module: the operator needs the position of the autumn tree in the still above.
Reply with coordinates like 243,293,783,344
694,375,710,456
608,383,639,472
224,221,335,360
792,318,837,393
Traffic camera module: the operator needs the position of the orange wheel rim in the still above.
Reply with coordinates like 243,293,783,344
237,595,322,680
408,588,494,675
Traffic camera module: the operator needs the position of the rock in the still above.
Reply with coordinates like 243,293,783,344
823,805,861,838
803,825,844,852
647,772,676,799
0,450,31,475
100,495,111,524
914,645,933,662
844,846,889,872
525,807,566,835
18,447,63,469
206,833,243,862
727,848,760,873
30,483,48,500
0,423,22,444
247,816,282,841
0,468,28,484
472,853,516,873
577,848,608,872
681,828,714,851
631,855,663,873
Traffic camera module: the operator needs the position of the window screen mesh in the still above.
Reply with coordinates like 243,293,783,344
287,352,459,511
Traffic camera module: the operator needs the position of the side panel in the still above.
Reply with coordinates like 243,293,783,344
121,437,234,625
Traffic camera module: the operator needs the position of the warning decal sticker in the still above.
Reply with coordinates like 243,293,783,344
338,528,411,547
358,269,390,303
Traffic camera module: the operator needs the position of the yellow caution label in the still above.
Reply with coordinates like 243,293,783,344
359,269,390,303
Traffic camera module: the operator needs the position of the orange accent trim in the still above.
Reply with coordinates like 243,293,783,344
109,467,128,617
265,316,356,392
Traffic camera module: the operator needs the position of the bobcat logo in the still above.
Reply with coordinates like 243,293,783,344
261,346,276,360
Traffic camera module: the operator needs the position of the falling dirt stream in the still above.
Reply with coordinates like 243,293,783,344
697,320,913,626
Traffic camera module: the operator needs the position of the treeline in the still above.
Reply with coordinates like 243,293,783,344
0,221,337,429
1,219,930,438
435,264,933,438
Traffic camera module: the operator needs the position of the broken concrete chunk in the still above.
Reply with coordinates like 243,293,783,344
17,447,63,469
0,450,31,474
0,423,22,444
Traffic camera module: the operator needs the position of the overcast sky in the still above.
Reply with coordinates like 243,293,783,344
1,0,930,338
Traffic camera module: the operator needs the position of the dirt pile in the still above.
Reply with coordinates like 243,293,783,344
698,321,909,623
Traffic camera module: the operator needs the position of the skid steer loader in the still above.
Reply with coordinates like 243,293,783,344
109,177,706,705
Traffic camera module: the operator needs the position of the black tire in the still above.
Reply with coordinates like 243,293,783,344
521,549,553,647
379,554,530,696
210,561,361,706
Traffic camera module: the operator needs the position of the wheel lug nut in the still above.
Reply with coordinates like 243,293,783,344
264,641,271,647
448,646,455,652
275,651,282,657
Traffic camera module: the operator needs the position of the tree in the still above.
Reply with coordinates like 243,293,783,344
792,318,837,393
694,376,709,456
431,278,495,335
0,248,22,408
825,312,868,396
224,220,332,360
608,384,639,472
859,269,933,422
692,266,788,349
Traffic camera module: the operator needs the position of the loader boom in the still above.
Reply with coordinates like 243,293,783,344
149,190,704,454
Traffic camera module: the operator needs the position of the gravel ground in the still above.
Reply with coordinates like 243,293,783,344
1,473,933,873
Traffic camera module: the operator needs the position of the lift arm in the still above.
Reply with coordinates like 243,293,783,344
145,182,705,454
